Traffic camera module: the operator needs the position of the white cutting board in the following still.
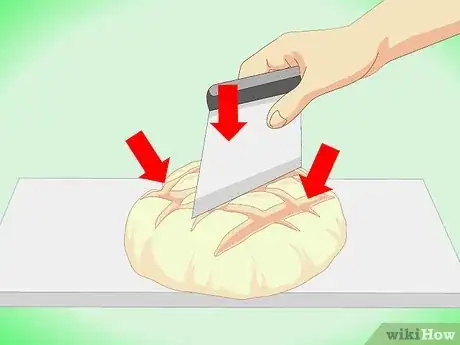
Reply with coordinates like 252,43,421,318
0,178,459,307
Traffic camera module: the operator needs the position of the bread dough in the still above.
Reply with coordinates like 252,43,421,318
125,161,347,299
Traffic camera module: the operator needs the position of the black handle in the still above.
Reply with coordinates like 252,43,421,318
206,67,301,111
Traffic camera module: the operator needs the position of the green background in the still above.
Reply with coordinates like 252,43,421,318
1,0,459,344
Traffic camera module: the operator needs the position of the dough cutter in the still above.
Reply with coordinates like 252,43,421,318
193,67,303,217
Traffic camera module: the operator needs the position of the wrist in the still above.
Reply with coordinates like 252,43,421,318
348,17,390,72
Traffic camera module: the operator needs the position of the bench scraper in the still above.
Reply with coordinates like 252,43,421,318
192,67,302,217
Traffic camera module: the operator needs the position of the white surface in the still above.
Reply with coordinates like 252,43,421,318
194,96,302,216
0,178,459,307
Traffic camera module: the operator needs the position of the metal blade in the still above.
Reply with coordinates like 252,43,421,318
193,95,302,217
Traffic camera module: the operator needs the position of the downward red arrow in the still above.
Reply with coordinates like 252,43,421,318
300,143,340,198
126,131,170,183
211,84,246,141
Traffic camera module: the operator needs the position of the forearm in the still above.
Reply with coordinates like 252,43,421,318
352,0,460,68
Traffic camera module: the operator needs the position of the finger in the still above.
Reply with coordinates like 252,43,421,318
239,57,292,78
268,70,362,128
238,34,296,78
267,73,324,129
238,52,269,78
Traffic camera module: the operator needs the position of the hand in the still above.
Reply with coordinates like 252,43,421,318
239,0,460,129
238,26,382,129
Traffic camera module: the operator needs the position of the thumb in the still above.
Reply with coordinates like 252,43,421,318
267,74,322,129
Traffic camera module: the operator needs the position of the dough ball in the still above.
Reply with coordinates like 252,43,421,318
125,161,347,299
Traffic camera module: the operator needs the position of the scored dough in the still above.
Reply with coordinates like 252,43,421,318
125,161,347,300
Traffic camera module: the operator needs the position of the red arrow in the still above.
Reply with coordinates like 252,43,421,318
126,131,170,183
211,84,247,141
300,143,340,198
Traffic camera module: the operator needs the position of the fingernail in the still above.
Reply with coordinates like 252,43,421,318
268,111,287,129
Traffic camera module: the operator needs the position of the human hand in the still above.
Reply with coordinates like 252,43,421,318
238,26,383,129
